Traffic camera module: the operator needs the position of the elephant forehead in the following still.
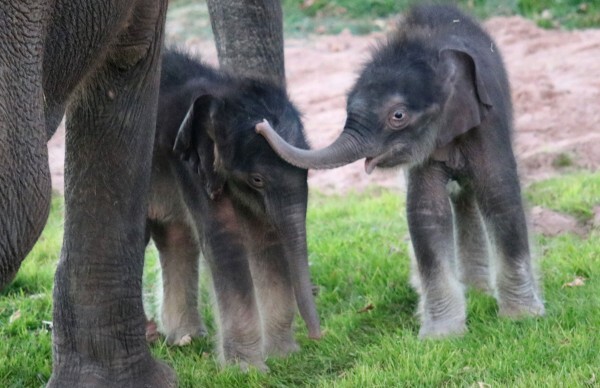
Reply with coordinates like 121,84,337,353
352,65,441,111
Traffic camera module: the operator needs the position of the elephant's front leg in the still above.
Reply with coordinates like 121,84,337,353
151,220,206,346
48,2,175,386
243,224,298,358
202,196,266,371
407,164,466,338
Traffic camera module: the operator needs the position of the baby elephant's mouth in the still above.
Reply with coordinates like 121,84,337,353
364,146,410,174
364,156,380,175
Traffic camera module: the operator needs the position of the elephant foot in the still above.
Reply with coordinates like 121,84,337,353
165,324,207,346
48,355,176,388
238,359,270,373
497,276,545,318
221,339,269,373
418,299,467,339
418,315,467,339
416,271,467,339
417,284,467,339
498,296,545,319
263,334,300,358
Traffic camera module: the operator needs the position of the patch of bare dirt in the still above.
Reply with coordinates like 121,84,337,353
530,206,588,237
48,16,600,234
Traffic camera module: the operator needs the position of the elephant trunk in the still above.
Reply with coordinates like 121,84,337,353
290,241,321,340
278,202,321,339
256,119,370,170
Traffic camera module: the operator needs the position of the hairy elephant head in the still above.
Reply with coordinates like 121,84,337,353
256,24,494,174
171,75,321,339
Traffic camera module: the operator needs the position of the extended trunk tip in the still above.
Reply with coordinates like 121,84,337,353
255,118,271,134
301,310,322,340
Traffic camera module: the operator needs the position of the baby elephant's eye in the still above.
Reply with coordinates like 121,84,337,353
248,173,265,189
388,108,409,130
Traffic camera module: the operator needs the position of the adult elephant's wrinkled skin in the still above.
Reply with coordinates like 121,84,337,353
0,0,287,385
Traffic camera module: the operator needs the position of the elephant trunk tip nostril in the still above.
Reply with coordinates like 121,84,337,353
255,118,271,134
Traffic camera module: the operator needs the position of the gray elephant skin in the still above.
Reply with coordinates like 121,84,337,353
258,4,545,338
0,0,290,385
147,50,320,371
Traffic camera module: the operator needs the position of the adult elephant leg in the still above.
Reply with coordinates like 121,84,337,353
207,0,285,87
0,1,52,290
202,196,266,371
406,163,466,338
448,183,491,292
48,1,176,386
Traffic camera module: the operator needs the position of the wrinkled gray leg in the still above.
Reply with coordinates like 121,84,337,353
243,223,298,358
202,196,266,371
474,173,544,318
207,0,285,87
49,2,176,385
475,162,544,317
407,164,466,338
151,221,206,346
448,181,492,292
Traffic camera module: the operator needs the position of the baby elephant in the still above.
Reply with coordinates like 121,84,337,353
258,5,544,338
146,50,320,370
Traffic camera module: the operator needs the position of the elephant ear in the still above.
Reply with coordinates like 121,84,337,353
173,94,225,200
436,43,493,148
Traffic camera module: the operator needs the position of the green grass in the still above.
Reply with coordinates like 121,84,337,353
517,0,600,29
1,172,599,386
526,171,600,222
0,196,62,386
166,0,599,40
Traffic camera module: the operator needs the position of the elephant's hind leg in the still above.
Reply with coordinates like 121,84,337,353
473,167,544,318
151,220,207,346
448,182,492,292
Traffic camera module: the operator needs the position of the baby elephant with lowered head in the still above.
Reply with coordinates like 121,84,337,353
257,5,544,338
146,50,320,371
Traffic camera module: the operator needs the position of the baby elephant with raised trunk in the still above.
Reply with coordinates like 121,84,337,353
147,50,320,371
258,5,544,338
